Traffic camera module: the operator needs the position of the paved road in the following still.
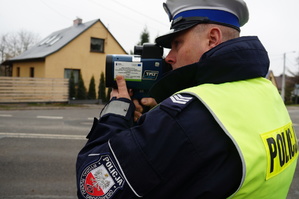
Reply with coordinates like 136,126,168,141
0,105,298,198
0,105,102,199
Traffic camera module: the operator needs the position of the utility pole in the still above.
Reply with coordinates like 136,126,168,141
281,51,296,102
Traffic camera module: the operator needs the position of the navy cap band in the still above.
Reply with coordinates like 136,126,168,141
173,9,240,28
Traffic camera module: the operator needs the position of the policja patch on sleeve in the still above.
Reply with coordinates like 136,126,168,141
79,154,125,198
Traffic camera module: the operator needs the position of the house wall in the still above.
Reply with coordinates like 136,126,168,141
266,70,278,89
12,61,45,77
45,21,127,94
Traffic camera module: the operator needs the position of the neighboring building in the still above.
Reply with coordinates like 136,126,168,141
2,18,127,95
275,74,299,103
275,74,296,93
266,70,278,88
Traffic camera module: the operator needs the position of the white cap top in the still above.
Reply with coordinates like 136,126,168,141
156,0,249,48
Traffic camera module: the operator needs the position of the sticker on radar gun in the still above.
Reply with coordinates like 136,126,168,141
80,154,125,198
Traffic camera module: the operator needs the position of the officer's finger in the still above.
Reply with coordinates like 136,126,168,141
115,75,130,99
133,99,143,113
141,97,157,108
134,110,142,122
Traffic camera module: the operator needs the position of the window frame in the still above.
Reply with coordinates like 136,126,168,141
64,69,80,84
90,37,105,53
30,67,34,78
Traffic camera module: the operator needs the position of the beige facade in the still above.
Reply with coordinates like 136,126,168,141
10,19,126,95
13,61,45,78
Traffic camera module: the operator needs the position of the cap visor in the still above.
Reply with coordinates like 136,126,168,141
155,23,198,48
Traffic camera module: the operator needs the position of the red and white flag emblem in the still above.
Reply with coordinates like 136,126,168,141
85,165,115,196
79,154,125,198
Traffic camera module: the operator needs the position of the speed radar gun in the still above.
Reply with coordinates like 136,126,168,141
105,43,171,99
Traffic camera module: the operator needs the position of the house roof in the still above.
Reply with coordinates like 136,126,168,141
3,19,126,64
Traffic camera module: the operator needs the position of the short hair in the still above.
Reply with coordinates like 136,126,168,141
193,23,240,42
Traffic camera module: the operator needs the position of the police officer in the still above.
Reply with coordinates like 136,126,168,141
76,0,298,198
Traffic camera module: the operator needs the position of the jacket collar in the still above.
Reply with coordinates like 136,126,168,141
149,36,270,103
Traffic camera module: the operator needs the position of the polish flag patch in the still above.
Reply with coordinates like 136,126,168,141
85,165,114,196
80,154,125,198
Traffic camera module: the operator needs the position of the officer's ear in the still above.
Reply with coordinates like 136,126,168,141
208,27,222,48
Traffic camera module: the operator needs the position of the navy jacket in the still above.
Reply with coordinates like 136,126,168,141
76,36,270,199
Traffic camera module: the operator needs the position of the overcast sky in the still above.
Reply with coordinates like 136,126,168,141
1,0,299,76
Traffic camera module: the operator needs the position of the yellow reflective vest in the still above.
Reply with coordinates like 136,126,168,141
180,77,298,198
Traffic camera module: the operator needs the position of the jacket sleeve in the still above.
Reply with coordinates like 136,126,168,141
76,96,195,198
76,97,138,198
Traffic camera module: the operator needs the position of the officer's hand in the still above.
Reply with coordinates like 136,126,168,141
133,97,157,122
110,75,131,100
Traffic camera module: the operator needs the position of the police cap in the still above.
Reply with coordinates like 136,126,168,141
155,0,249,48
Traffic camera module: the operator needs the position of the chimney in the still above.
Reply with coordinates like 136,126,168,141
73,18,82,26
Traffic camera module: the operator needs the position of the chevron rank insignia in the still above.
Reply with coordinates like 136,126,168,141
170,94,193,104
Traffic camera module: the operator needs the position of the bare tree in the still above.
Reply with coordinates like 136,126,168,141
19,30,40,52
0,30,40,62
0,30,40,76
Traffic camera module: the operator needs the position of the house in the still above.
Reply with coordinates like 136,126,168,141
266,70,278,88
2,18,127,96
275,74,299,103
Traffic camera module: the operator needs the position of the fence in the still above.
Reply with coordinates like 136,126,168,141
0,77,69,103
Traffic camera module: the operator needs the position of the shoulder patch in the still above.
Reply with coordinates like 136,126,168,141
170,94,193,104
79,154,125,198
160,93,195,117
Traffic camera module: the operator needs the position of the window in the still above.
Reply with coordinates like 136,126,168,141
30,67,34,77
64,69,80,84
17,67,20,77
90,37,104,53
39,34,62,46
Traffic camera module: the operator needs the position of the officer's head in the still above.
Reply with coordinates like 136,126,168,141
156,0,249,69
